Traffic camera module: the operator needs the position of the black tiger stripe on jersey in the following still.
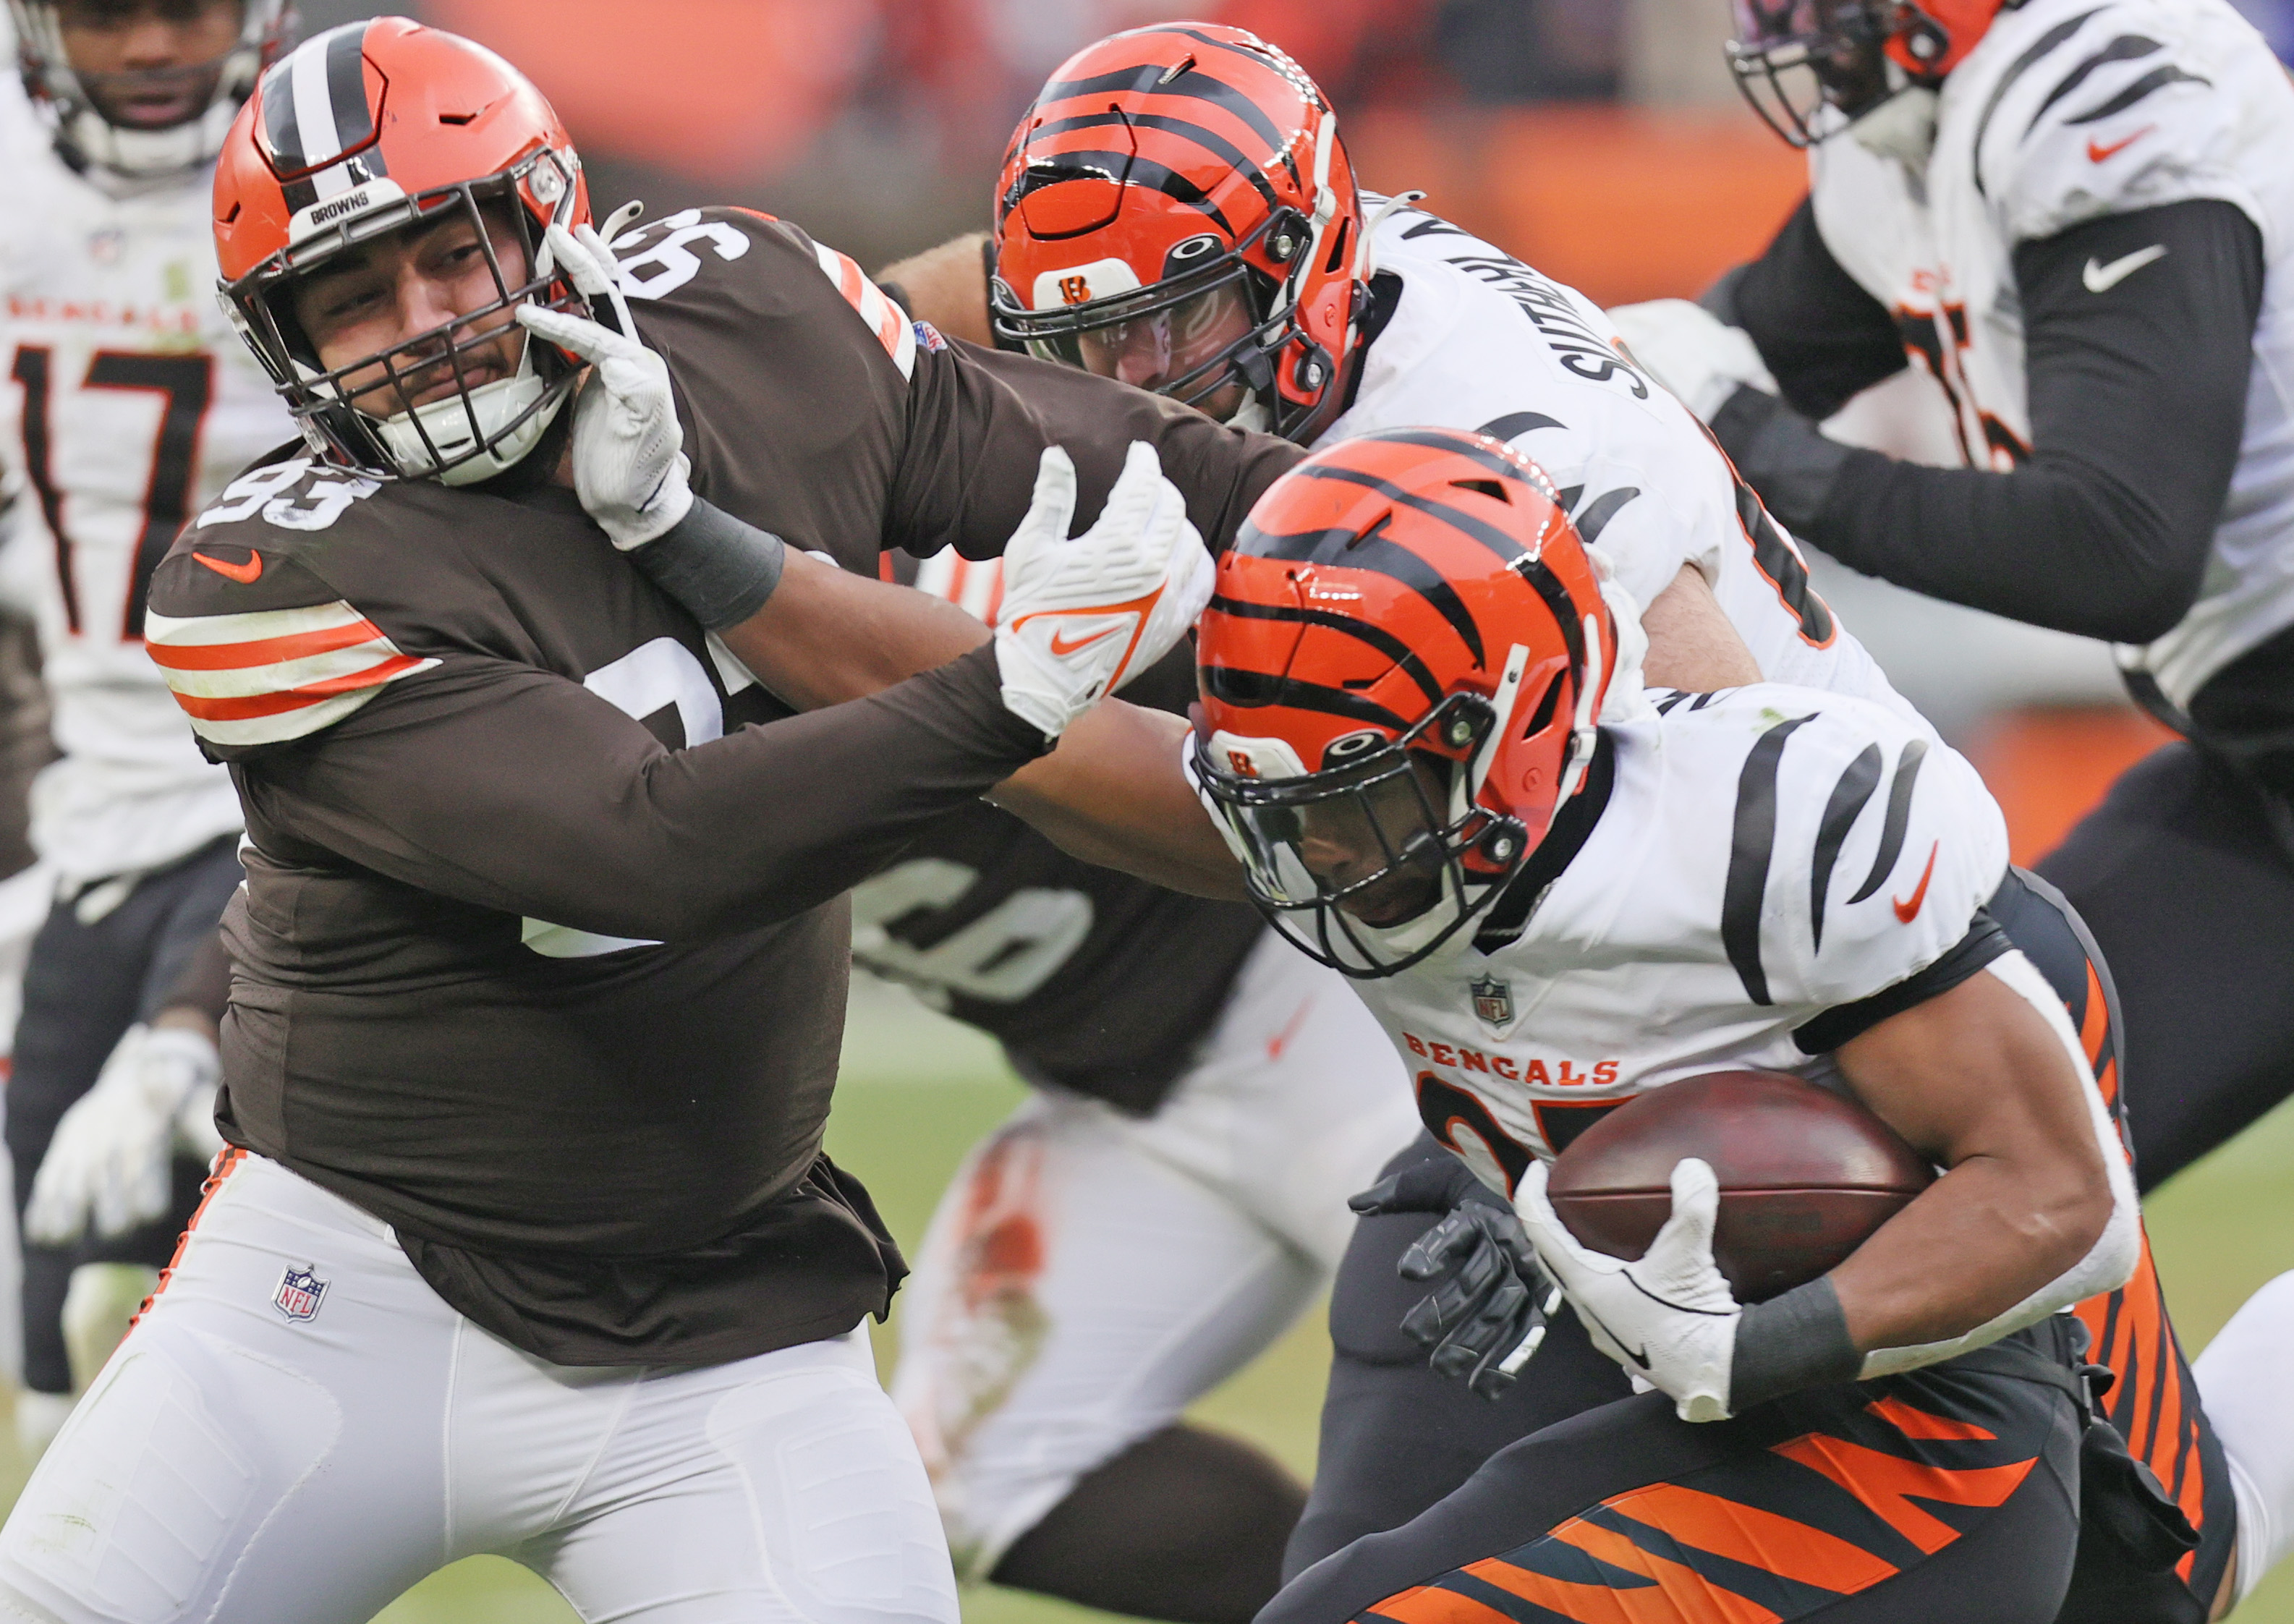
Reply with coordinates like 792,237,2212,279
1846,740,1928,905
1734,479,1837,644
1971,8,2105,191
1811,743,1884,953
1476,412,1565,441
1723,713,1818,1006
1571,487,1639,548
2065,63,2213,124
2026,35,2165,135
1207,594,1446,707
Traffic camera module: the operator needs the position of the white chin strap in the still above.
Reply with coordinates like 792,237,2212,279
372,348,566,487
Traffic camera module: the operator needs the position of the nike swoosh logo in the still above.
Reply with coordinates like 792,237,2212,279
2086,126,2154,164
1048,624,1119,657
192,549,263,584
1893,841,1941,924
2083,244,2168,294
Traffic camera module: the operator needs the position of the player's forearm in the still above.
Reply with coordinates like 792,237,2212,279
711,549,990,710
1640,564,1762,691
990,703,1249,900
1827,963,2133,1366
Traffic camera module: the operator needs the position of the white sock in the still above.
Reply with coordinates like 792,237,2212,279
2194,1269,2294,1603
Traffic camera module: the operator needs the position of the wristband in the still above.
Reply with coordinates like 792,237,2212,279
628,496,786,630
1729,1275,1862,1411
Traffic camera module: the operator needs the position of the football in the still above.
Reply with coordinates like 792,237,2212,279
1545,1070,1935,1303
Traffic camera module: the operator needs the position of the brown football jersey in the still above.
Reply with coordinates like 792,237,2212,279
142,207,1295,1366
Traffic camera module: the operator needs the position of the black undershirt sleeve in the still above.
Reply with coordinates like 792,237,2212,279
1711,196,1908,422
1713,197,2264,645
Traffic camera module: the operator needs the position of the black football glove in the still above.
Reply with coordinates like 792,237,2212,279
1348,1156,1560,1400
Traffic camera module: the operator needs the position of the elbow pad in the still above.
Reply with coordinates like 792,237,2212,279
1858,949,2140,1379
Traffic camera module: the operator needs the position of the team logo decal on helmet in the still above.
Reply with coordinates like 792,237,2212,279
990,22,1366,443
213,18,595,485
8,0,294,177
1194,428,1618,978
1728,0,2008,147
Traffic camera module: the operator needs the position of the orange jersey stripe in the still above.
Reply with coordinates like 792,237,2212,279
145,616,383,671
1863,1395,1997,1442
1595,1481,1897,1597
169,652,425,720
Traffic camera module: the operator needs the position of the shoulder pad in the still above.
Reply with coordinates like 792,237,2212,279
1683,691,2005,1011
149,464,436,754
608,206,917,381
1974,0,2256,242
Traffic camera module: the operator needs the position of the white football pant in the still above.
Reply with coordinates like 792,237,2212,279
0,1152,958,1624
2194,1267,2294,1605
891,931,1419,1580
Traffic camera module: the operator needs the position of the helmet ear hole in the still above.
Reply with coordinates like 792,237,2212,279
1519,672,1564,741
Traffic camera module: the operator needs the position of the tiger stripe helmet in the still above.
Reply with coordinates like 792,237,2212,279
213,18,593,485
1195,428,1618,977
990,22,1366,443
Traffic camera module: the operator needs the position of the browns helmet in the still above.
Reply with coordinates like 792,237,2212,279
990,23,1366,443
1194,428,1618,977
1728,0,2006,146
9,0,294,177
213,17,594,485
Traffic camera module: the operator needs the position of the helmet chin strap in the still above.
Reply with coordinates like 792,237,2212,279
1554,612,1605,807
1358,190,1427,282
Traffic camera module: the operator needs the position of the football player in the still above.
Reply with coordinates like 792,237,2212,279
0,19,1290,1621
984,427,2235,1624
0,0,299,1453
1607,0,2294,1604
850,26,1959,1616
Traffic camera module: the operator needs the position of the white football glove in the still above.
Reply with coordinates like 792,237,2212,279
517,222,694,550
1606,299,1778,422
993,441,1215,739
1515,1157,1743,1422
25,1024,221,1246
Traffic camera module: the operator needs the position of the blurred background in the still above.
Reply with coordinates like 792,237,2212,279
9,1,2294,1620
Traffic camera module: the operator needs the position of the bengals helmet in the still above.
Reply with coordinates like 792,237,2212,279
213,18,594,485
1194,428,1618,978
990,23,1367,443
1728,0,2006,146
9,0,294,177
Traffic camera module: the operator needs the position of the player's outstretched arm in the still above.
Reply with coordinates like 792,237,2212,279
1828,958,2136,1364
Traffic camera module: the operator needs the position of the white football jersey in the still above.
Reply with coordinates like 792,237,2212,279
1325,198,1919,718
0,132,290,884
1351,684,2008,1194
1806,0,2294,710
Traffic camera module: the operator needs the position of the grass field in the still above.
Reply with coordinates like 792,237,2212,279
9,979,2290,1622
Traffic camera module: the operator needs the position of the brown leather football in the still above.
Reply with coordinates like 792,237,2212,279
1545,1069,1934,1303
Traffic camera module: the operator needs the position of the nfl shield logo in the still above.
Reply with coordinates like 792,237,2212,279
1471,977,1513,1026
273,1264,328,1322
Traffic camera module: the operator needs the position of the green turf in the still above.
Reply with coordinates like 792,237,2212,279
16,985,2294,1621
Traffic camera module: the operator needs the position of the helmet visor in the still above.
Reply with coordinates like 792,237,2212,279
1200,736,1506,978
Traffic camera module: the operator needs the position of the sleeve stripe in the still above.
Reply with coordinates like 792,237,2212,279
145,617,384,671
811,240,917,381
144,599,437,746
169,653,431,721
